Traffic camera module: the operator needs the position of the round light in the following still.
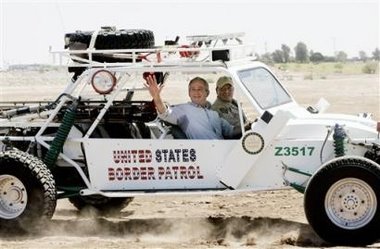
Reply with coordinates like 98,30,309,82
91,70,116,94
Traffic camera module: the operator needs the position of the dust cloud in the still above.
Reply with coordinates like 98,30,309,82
0,204,327,249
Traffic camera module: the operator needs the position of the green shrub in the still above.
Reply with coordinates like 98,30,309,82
362,62,379,74
334,63,343,73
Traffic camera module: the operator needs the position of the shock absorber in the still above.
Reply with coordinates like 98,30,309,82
333,124,346,157
44,100,78,169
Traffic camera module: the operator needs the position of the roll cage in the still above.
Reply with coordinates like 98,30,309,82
0,33,298,193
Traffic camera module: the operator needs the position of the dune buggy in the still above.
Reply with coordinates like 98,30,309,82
0,27,380,246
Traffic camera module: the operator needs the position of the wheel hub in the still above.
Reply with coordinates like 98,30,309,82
325,178,377,230
343,193,359,210
0,175,28,219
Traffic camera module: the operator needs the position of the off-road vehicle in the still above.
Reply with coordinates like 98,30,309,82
1,27,379,245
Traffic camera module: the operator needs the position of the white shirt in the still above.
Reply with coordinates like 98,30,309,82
158,102,234,139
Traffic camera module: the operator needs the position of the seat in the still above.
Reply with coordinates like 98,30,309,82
170,124,187,139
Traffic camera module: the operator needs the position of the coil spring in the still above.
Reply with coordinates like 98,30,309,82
44,102,77,168
333,124,346,157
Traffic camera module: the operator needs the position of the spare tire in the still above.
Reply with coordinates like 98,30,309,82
65,28,155,72
65,28,155,50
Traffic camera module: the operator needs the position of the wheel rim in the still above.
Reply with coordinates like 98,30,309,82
325,177,377,230
0,175,28,219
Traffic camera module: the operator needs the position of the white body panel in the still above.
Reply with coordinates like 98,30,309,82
84,139,238,190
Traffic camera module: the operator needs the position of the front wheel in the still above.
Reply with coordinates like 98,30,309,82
0,150,56,230
304,157,380,246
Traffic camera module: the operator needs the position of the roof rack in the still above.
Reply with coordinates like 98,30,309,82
186,32,245,46
50,32,254,68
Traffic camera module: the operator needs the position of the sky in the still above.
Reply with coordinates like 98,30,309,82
0,0,379,66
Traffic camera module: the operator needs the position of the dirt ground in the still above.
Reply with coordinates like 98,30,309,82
0,68,379,248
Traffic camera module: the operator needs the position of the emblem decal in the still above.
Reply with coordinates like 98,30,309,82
242,132,264,155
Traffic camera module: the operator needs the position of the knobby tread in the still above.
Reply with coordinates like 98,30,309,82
66,29,155,50
0,150,57,220
65,28,154,67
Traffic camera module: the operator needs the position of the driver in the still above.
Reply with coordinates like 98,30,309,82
144,75,240,139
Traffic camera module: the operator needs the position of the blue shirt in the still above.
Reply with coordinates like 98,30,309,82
158,102,234,139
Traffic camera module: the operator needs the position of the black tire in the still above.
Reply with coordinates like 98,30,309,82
66,28,154,75
68,195,133,214
304,157,380,246
66,29,154,49
0,150,56,231
66,28,154,63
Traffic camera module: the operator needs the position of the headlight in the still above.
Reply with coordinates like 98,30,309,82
91,70,116,94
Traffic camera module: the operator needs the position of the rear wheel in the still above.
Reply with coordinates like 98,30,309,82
0,150,56,230
304,157,380,246
69,195,133,215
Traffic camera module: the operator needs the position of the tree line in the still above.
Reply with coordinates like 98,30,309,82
258,42,380,64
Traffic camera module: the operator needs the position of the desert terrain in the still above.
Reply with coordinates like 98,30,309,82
0,66,379,248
